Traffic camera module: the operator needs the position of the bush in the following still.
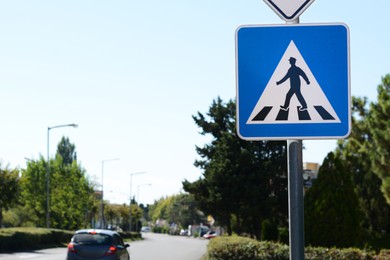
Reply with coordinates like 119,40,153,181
378,249,390,259
207,236,289,259
119,231,141,240
207,236,380,260
0,227,73,252
278,227,289,244
152,225,170,234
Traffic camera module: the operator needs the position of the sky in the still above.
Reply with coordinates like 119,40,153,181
0,1,388,205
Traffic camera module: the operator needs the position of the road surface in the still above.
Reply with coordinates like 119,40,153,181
0,232,209,260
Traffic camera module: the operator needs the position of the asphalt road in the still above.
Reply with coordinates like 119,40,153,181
130,232,209,260
0,232,209,260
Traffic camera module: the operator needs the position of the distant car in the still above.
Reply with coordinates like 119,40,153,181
67,229,130,260
180,229,188,236
203,230,217,239
140,226,151,232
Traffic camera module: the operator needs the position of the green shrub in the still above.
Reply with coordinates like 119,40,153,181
207,236,380,260
378,249,390,259
0,227,73,252
207,236,289,260
278,227,288,244
305,246,376,259
152,226,163,233
119,231,141,240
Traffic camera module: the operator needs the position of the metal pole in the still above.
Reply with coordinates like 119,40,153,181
136,183,151,232
129,171,146,232
288,139,304,260
46,123,78,228
101,158,119,229
129,174,133,232
46,128,50,228
101,161,104,229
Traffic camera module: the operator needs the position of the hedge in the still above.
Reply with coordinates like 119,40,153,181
0,227,73,252
0,228,142,252
207,236,390,260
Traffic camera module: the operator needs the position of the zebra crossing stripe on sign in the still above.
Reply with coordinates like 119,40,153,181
247,40,340,124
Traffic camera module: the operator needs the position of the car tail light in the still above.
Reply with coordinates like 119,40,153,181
105,245,117,255
67,243,76,253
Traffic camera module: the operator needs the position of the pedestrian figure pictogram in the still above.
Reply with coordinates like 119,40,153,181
277,57,310,112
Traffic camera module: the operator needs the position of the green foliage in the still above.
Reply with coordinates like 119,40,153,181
3,206,38,227
50,158,95,230
261,219,278,242
148,194,204,228
336,75,390,237
207,236,378,260
278,227,289,244
366,74,390,203
56,136,77,165
304,246,376,260
207,236,289,260
184,97,288,238
0,227,73,252
304,152,364,248
0,164,20,227
152,225,169,234
19,138,96,230
19,157,46,227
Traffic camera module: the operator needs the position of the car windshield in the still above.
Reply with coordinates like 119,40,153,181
73,233,111,245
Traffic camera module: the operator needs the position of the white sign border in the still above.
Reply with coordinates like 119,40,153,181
235,22,351,141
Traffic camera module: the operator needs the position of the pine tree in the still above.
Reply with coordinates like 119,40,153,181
305,152,363,248
183,97,288,239
366,74,390,203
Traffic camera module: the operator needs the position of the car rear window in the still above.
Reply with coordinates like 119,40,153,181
73,233,111,245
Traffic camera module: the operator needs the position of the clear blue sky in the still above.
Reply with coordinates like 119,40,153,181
0,0,388,205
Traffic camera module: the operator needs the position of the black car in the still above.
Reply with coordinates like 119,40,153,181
67,229,130,260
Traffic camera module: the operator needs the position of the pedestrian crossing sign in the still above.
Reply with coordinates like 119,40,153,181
235,23,350,140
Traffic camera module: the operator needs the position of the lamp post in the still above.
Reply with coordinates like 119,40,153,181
129,171,146,232
46,123,78,228
100,158,119,229
136,183,151,232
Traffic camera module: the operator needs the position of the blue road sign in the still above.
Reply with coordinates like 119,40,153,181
235,23,350,140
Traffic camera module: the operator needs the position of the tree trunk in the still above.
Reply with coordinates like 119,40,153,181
226,215,232,236
0,206,3,228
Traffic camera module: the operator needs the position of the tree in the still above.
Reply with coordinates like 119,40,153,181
56,136,77,165
183,97,288,239
366,74,390,203
20,138,96,229
0,164,20,227
149,194,204,229
305,152,363,248
20,157,47,227
50,157,95,230
336,96,390,234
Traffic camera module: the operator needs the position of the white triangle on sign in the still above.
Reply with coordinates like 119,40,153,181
247,40,340,124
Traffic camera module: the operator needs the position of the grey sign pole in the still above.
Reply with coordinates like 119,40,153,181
287,139,305,259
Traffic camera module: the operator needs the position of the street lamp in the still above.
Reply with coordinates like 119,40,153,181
136,183,151,232
100,158,119,229
46,123,78,228
129,171,146,232
137,183,151,205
